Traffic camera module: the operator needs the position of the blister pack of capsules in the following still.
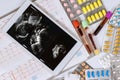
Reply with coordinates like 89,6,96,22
85,69,111,80
102,25,120,55
110,56,120,80
80,0,106,25
72,62,92,80
60,0,106,25
109,5,120,27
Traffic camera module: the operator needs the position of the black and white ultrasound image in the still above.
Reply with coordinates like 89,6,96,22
7,5,76,70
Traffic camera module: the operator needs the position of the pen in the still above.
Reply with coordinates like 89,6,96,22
93,11,113,35
72,20,92,54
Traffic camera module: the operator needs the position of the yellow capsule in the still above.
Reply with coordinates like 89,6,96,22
103,49,110,53
98,11,103,18
105,41,111,44
91,15,96,22
102,9,106,16
116,31,120,35
117,28,120,31
87,16,92,24
113,51,119,55
107,30,113,33
108,25,113,29
115,36,120,39
86,5,91,12
90,4,95,11
83,0,86,2
106,33,112,37
114,39,120,43
93,2,99,9
114,44,120,47
103,45,110,49
97,0,102,7
77,0,83,5
94,13,100,20
82,7,87,14
113,48,120,51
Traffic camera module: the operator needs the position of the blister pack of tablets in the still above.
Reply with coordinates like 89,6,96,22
60,0,106,25
99,53,114,68
80,0,106,24
73,62,92,80
111,56,120,80
109,5,120,27
102,25,120,55
85,69,111,80
60,0,82,20
102,25,115,53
